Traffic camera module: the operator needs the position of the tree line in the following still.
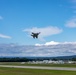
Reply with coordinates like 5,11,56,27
0,57,76,62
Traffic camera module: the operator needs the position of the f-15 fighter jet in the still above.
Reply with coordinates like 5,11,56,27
31,32,40,39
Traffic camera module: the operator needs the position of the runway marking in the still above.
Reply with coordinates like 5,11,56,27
0,65,76,71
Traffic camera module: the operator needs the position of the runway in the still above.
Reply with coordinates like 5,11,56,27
0,65,76,71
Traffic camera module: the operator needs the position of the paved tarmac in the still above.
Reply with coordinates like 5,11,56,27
0,65,76,71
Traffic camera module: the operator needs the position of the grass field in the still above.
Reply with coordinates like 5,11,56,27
0,67,76,75
0,62,76,67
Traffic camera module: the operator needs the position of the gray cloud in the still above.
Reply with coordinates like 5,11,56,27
0,42,76,57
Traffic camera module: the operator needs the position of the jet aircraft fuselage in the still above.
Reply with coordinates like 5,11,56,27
31,32,40,39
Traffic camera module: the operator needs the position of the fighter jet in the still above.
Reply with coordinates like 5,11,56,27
31,32,40,39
